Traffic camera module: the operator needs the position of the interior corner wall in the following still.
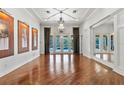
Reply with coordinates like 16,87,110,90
80,8,120,58
0,8,40,77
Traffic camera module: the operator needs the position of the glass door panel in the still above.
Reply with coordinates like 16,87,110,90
55,36,61,52
103,35,108,51
95,35,100,52
49,35,54,53
111,35,114,51
70,35,74,52
63,36,69,52
49,35,74,53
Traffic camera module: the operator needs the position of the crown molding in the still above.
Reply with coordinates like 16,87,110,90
24,8,41,23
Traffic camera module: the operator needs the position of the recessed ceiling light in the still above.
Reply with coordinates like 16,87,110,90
73,10,77,13
46,10,50,14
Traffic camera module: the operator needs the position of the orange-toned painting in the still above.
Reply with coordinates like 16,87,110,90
0,10,14,58
18,20,29,54
32,28,38,50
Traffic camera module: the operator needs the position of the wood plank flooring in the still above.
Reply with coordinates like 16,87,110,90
0,54,124,85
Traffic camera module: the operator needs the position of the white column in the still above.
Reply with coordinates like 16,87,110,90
100,34,103,53
113,15,119,66
60,35,63,53
90,27,95,57
53,35,56,54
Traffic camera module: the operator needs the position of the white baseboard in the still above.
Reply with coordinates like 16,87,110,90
92,56,114,69
83,53,91,59
92,56,124,76
113,66,124,76
0,54,40,77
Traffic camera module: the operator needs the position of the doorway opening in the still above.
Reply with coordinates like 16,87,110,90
91,17,114,63
49,35,74,54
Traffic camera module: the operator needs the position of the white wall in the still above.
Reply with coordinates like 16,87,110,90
114,10,124,75
94,23,114,34
80,8,124,76
80,23,83,54
40,24,80,54
0,8,40,77
80,8,119,58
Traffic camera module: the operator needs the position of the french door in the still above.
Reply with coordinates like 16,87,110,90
49,35,73,53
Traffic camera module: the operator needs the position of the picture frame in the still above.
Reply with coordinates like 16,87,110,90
32,28,38,50
18,20,29,54
0,10,14,58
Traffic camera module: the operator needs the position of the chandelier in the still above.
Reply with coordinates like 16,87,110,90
58,17,64,33
44,8,78,33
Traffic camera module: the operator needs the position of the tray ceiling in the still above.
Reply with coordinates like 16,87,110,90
26,8,96,24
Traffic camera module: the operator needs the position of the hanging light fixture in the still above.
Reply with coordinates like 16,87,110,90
44,8,78,33
58,17,64,33
58,10,65,33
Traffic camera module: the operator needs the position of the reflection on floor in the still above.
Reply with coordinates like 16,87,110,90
0,54,124,85
95,53,114,62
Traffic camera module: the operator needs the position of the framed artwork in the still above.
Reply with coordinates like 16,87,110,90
0,10,14,58
18,20,29,54
32,28,38,50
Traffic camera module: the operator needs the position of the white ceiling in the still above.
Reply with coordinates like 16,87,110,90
26,8,96,25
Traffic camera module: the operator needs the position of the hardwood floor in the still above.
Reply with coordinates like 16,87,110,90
0,54,124,85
